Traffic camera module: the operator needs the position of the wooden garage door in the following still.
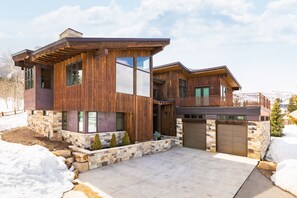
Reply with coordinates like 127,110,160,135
217,124,247,156
183,122,206,150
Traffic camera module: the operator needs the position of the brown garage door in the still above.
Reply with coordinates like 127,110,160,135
217,124,247,156
183,122,206,150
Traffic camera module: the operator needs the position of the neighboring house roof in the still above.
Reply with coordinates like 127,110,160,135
153,61,241,90
12,37,170,66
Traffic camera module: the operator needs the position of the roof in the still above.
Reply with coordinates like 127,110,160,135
12,37,170,66
153,62,241,90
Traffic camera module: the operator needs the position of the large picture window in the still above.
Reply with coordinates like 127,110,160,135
66,61,82,86
116,57,134,94
88,112,97,133
136,57,150,72
25,67,34,90
137,70,150,97
78,111,84,132
41,68,52,89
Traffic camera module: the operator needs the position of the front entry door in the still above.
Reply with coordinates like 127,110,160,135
195,87,210,106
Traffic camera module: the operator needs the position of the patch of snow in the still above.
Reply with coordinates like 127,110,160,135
266,125,297,196
0,112,27,132
0,141,74,198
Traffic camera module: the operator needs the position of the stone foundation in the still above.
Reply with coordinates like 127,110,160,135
27,110,62,139
206,120,216,152
70,139,173,170
61,130,125,149
247,121,270,159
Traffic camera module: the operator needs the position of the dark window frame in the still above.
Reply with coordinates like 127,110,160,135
25,67,34,90
66,60,82,86
41,68,52,89
218,115,247,121
179,79,187,98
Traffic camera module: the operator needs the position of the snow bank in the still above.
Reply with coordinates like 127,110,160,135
0,141,74,198
0,112,27,131
266,125,297,196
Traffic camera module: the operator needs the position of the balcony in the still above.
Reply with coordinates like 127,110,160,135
177,93,270,109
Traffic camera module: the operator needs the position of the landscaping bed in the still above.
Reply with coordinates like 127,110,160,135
1,127,70,150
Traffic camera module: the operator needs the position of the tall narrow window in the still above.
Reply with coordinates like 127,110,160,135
88,112,97,132
179,79,186,98
116,112,124,131
66,61,82,86
25,67,34,90
116,57,134,94
78,111,84,132
41,68,52,89
136,57,150,97
62,112,67,130
221,85,227,101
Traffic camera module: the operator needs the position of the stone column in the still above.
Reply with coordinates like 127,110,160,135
206,120,216,152
176,118,183,146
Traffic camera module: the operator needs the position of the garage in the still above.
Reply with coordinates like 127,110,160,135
183,120,206,150
217,122,247,156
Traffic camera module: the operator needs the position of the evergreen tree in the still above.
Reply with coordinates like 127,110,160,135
91,134,102,150
270,98,284,137
122,132,131,145
110,134,117,147
287,95,297,113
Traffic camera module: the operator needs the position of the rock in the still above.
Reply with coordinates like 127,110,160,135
257,161,276,171
73,162,89,172
73,169,79,179
65,157,74,166
73,152,88,163
52,149,72,158
69,165,75,171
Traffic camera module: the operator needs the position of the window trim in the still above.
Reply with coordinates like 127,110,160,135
66,60,83,86
179,79,187,98
25,67,34,90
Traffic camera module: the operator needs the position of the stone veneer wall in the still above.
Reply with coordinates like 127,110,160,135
70,139,173,170
27,110,62,139
176,118,183,146
206,120,216,152
247,121,270,159
61,130,125,149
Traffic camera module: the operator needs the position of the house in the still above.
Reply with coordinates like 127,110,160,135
12,28,170,148
153,62,271,159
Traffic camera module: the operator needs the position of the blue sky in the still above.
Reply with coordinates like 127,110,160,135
1,0,297,93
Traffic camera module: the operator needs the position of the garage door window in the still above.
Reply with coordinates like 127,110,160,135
218,115,246,120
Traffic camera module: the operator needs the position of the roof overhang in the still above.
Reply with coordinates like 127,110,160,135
12,37,170,66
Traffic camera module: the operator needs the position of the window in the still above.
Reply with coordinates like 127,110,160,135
88,112,97,132
220,85,227,100
184,114,191,118
62,112,67,130
25,67,34,90
184,114,205,119
41,68,52,89
137,70,150,97
218,115,246,121
66,61,82,86
136,57,150,72
116,57,134,94
179,79,186,98
116,113,124,131
43,111,49,116
78,111,84,132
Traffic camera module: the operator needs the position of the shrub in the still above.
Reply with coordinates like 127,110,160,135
91,134,102,150
110,134,117,147
122,132,131,146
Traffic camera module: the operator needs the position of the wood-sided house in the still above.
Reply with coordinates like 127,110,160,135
12,28,170,147
153,62,271,159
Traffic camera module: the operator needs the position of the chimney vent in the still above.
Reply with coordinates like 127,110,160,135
59,28,83,39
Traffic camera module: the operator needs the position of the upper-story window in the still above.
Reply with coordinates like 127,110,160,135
179,79,187,98
41,68,52,89
25,67,34,90
136,57,150,97
116,57,134,94
116,56,151,97
220,85,227,101
66,61,82,86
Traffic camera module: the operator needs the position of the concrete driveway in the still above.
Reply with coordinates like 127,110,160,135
78,147,257,198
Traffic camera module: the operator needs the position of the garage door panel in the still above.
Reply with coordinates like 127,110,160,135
183,122,206,150
217,124,247,157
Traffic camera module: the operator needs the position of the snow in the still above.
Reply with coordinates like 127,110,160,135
0,141,74,198
0,112,27,132
63,191,88,198
266,125,297,196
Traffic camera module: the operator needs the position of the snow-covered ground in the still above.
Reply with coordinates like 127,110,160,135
0,141,74,198
0,112,27,132
266,125,297,196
